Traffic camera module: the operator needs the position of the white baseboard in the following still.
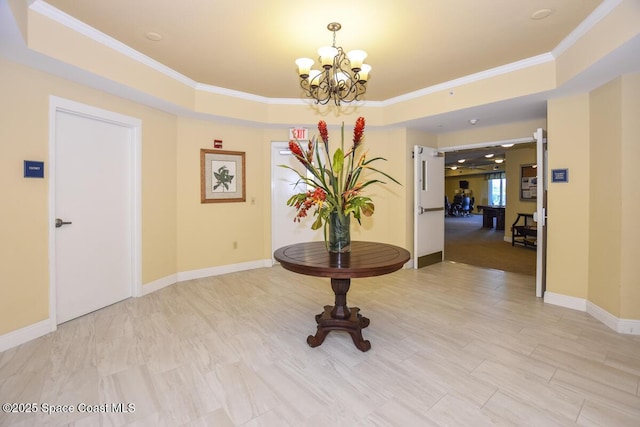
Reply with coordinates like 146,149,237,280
587,301,640,335
544,291,640,336
544,291,587,311
0,319,55,353
6,264,639,353
617,318,640,335
177,259,273,282
1,259,274,352
141,273,179,295
141,259,274,294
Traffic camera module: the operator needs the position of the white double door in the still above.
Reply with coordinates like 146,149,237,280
51,98,141,324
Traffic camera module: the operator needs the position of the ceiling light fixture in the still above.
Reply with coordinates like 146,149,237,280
469,118,479,125
145,31,162,41
295,22,370,106
494,159,504,164
501,143,514,148
531,9,553,20
458,159,466,163
484,153,494,158
450,166,458,170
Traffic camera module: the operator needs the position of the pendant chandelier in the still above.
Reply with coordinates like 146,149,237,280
295,22,371,106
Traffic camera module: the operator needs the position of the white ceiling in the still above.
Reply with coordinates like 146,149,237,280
42,0,602,100
3,0,640,134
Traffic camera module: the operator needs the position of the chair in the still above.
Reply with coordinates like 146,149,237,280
451,194,463,216
461,196,471,216
444,196,451,216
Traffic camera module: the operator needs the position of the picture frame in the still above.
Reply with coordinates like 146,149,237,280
200,149,246,203
520,164,537,201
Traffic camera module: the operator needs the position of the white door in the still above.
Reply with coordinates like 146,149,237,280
534,128,548,298
414,146,445,268
51,98,141,324
271,142,323,258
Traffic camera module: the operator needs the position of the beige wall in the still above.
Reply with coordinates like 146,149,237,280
3,1,640,342
0,58,178,335
545,73,640,316
337,127,408,248
0,60,409,336
587,74,640,318
546,94,591,300
175,118,266,272
589,78,623,316
620,74,640,319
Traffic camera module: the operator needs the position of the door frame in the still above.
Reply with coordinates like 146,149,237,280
438,133,545,296
534,128,547,298
48,96,142,328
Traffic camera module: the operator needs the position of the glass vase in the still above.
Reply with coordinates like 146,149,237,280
328,211,351,253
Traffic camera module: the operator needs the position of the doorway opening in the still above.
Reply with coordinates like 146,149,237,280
442,139,537,277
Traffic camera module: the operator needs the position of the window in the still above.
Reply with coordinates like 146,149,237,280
488,174,506,206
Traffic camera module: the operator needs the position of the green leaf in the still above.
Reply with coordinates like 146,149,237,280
311,215,323,230
333,148,344,174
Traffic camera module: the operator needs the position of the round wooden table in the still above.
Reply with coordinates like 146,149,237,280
274,241,410,352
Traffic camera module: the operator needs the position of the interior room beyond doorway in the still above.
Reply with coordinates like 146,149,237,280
442,141,537,276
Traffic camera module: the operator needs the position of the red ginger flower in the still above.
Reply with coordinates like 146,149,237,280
288,140,304,159
318,120,329,144
353,117,365,148
312,187,326,202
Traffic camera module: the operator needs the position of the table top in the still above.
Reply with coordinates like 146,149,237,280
274,241,411,279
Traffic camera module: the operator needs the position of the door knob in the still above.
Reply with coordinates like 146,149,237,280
55,218,72,228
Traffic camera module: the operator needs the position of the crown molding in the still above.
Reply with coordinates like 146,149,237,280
552,0,624,58
29,0,621,106
29,0,197,88
382,53,555,106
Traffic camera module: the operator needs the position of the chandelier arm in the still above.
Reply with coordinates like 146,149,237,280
295,22,368,105
331,47,366,104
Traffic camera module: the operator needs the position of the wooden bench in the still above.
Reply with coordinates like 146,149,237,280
512,213,537,248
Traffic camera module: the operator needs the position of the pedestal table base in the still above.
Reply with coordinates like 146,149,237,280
306,277,372,352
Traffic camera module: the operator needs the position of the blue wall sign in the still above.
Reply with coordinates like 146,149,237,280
24,160,45,178
551,168,569,183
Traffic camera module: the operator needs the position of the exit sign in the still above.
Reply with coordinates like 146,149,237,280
289,127,308,141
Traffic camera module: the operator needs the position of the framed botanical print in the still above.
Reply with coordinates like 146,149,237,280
200,149,246,203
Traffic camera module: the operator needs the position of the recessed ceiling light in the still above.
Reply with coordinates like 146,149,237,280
484,153,494,158
501,143,514,148
146,31,163,41
469,118,479,125
458,159,465,163
494,159,504,164
450,166,458,170
531,9,553,20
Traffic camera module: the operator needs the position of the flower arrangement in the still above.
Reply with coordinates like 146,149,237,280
283,117,400,251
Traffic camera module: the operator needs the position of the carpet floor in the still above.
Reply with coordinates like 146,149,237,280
444,213,536,276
